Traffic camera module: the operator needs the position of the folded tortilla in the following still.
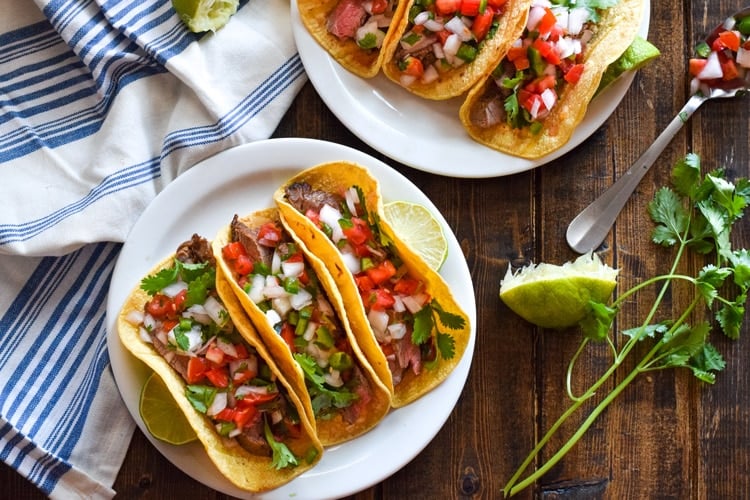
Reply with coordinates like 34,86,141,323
213,209,392,445
299,0,410,78
117,236,322,492
381,0,531,99
459,0,645,158
273,162,471,408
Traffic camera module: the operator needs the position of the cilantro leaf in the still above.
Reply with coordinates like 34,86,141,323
648,187,688,246
185,385,217,414
707,174,747,222
185,268,215,308
716,298,745,339
579,301,616,341
264,420,298,469
412,306,434,345
696,265,732,306
671,152,701,198
621,322,669,341
436,332,456,360
140,260,180,295
293,353,357,414
730,249,750,289
432,301,467,330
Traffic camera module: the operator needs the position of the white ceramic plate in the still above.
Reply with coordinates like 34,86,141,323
106,138,477,499
291,1,650,178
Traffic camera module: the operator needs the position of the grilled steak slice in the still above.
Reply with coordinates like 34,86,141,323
284,182,343,214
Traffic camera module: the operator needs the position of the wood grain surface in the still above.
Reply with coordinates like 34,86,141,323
4,1,749,498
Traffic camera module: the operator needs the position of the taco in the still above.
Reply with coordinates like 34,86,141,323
273,162,471,408
459,0,645,158
213,209,392,445
299,0,410,78
381,0,531,99
117,234,322,492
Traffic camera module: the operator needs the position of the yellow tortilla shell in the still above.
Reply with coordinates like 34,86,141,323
459,0,645,158
299,0,411,78
381,0,531,99
273,162,472,408
117,253,322,492
213,208,392,445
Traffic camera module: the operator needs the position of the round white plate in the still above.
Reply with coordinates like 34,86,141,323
291,1,650,178
106,138,477,499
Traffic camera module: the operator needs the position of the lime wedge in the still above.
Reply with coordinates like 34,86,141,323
383,201,448,271
139,372,197,445
499,253,618,329
172,0,239,33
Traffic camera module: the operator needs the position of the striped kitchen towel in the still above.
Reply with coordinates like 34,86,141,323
0,0,306,498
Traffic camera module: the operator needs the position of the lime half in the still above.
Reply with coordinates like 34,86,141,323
172,0,239,33
139,372,197,445
499,253,618,329
383,201,448,271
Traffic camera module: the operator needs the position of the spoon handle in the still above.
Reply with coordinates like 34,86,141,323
566,93,708,253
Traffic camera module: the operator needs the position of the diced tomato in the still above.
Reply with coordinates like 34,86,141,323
370,0,388,14
186,357,208,384
402,56,424,77
232,369,255,385
257,222,282,247
435,29,451,45
371,289,396,311
507,45,530,71
285,251,304,263
366,260,397,285
233,406,258,429
214,407,236,422
532,38,560,65
518,89,543,115
205,367,230,388
472,6,494,41
355,274,376,293
172,288,187,312
394,277,421,295
546,23,564,42
305,209,321,227
342,217,372,246
145,294,176,319
222,241,246,261
720,55,739,80
713,30,741,52
435,0,461,16
487,0,507,6
525,74,556,93
238,391,278,406
564,63,585,84
536,7,557,36
689,58,707,77
233,343,249,360
460,0,481,16
297,268,309,285
380,343,395,357
280,322,296,351
233,254,253,276
161,318,179,333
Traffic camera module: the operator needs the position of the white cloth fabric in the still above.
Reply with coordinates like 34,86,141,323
0,0,306,497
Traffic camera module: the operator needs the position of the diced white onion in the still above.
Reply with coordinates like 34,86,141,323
139,326,152,343
368,308,390,341
207,391,228,417
168,324,203,353
413,11,431,25
125,309,144,325
356,21,385,49
266,308,282,327
341,249,362,274
432,42,445,60
737,47,750,68
263,275,287,299
541,88,557,110
445,16,472,42
228,428,242,438
230,357,257,379
289,288,313,311
387,322,408,340
281,260,305,279
248,274,266,304
204,296,228,327
184,304,211,325
530,96,541,118
556,37,575,59
272,295,292,318
143,313,156,332
319,204,344,242
344,187,359,217
402,294,426,314
551,7,568,30
324,370,344,388
271,250,282,274
303,321,318,342
697,51,723,80
271,410,283,424
393,295,406,313
235,384,269,397
526,5,547,32
400,74,417,87
155,329,168,346
424,19,444,32
567,7,589,36
422,64,439,84
216,337,238,358
161,280,187,298
371,14,390,28
443,33,462,57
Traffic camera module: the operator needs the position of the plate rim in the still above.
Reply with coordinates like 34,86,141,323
105,137,477,499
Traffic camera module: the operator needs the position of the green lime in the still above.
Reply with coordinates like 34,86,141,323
597,36,661,93
172,0,239,33
499,253,618,329
383,201,448,271
139,372,197,445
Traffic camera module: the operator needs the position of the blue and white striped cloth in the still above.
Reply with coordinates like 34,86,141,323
0,0,306,497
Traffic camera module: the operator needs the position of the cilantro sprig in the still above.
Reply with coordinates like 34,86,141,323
503,153,750,497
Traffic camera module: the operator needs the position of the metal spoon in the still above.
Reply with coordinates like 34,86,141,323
566,8,750,254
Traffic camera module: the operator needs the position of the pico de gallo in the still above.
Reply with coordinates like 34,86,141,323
222,216,373,422
327,0,400,51
392,0,510,86
126,235,304,468
688,12,750,95
470,0,612,132
283,183,464,386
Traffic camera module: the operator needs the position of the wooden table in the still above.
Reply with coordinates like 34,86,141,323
4,1,749,498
